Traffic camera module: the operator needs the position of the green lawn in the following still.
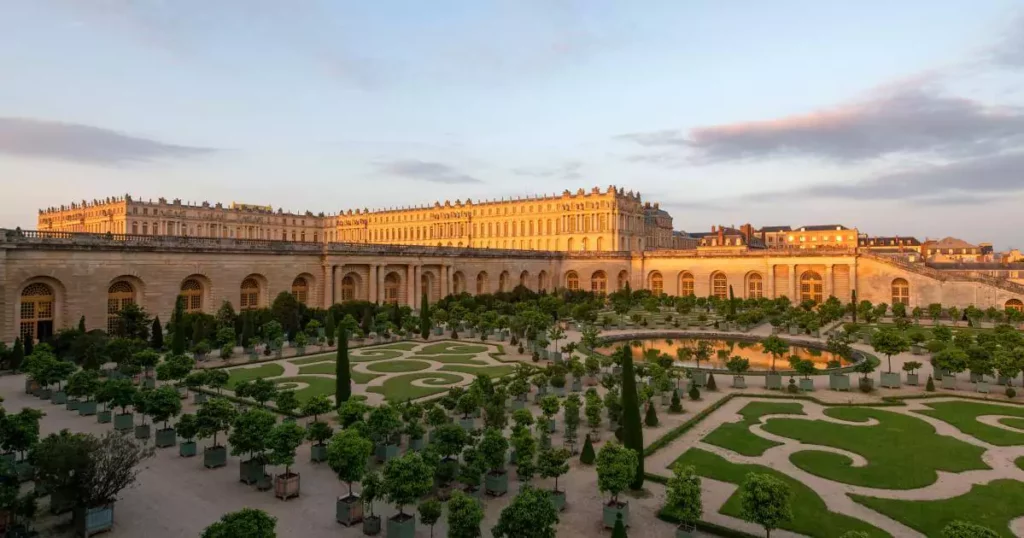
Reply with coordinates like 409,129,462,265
376,342,420,351
851,480,1024,538
762,407,989,489
916,400,1024,446
417,343,488,355
288,353,335,365
439,364,516,378
1002,417,1024,431
350,349,405,361
414,354,488,365
226,364,285,388
268,376,336,403
367,372,464,401
669,448,889,538
703,401,806,457
296,362,378,384
365,360,433,373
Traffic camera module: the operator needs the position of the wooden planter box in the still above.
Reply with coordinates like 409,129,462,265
97,410,112,424
257,474,273,492
362,515,382,535
240,459,263,484
66,397,81,411
603,501,629,529
375,444,400,463
550,490,566,512
829,374,850,391
204,446,227,469
880,372,901,389
336,495,363,526
906,373,920,386
113,413,134,432
977,381,990,394
764,373,782,390
155,427,177,448
274,474,299,500
179,441,197,458
386,514,415,538
485,471,508,497
942,376,957,390
409,438,425,452
732,376,746,389
74,503,114,537
78,401,98,416
310,444,328,462
799,378,815,392
134,424,151,441
51,391,67,405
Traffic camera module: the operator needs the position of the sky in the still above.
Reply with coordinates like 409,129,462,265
2,1,1023,248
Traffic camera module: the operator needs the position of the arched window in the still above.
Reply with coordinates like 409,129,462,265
520,271,530,288
591,271,607,294
240,278,260,310
341,275,356,302
107,281,136,334
499,271,510,293
649,272,664,295
476,272,488,295
291,277,309,305
712,273,728,299
538,271,549,292
1006,299,1023,312
618,270,629,291
181,279,203,313
891,278,909,305
800,271,823,304
596,237,604,251
19,283,54,342
453,272,466,294
747,273,763,299
384,272,400,304
566,271,580,291
567,238,574,251
679,272,695,296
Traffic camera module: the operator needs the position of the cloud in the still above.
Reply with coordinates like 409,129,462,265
511,161,582,180
0,117,215,165
618,85,1024,165
991,13,1024,67
377,159,483,184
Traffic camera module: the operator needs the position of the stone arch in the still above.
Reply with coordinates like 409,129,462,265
291,274,312,305
17,277,64,342
800,271,823,304
678,271,694,297
383,271,402,304
1006,299,1023,312
596,237,604,251
891,278,910,306
745,272,764,299
519,271,530,290
340,272,363,302
591,270,607,294
565,270,580,291
106,277,142,334
617,270,629,291
453,271,467,294
476,271,489,295
180,274,210,314
648,271,664,295
538,270,549,292
499,271,511,293
240,273,268,310
710,272,728,299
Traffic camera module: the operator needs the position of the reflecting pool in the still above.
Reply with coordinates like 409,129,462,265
595,337,847,371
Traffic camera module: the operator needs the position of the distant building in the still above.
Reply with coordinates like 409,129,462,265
858,236,923,261
757,226,792,249
922,237,984,263
756,224,857,250
697,224,765,251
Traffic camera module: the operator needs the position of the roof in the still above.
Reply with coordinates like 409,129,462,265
859,236,922,246
797,224,850,231
758,225,792,233
928,237,979,249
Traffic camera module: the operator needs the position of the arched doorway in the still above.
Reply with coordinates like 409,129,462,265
340,273,360,302
180,278,204,313
1007,299,1023,312
565,271,580,291
591,271,607,294
617,270,629,291
711,272,728,299
679,272,694,296
499,271,511,293
747,273,764,299
538,271,549,292
648,272,663,295
291,277,309,305
520,271,530,289
19,283,54,342
383,272,401,304
453,272,466,294
476,272,489,295
107,280,136,334
800,271,823,304
240,277,261,310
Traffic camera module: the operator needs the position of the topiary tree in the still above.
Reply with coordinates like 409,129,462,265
382,452,434,521
229,408,276,479
619,345,644,490
447,490,484,538
491,485,559,538
871,328,910,373
206,369,229,395
145,385,183,432
688,383,701,401
201,508,277,538
644,402,659,427
266,421,305,480
739,472,792,538
197,398,237,452
667,465,702,532
300,394,332,422
274,390,299,417
611,513,627,538
66,369,101,404
579,434,596,464
760,335,789,373
336,327,351,404
537,447,570,495
418,498,443,538
596,441,637,509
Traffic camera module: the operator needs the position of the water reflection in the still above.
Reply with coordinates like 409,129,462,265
595,338,846,371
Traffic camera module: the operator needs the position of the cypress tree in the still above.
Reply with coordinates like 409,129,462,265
644,402,659,427
420,291,430,340
728,285,736,316
620,345,644,490
240,314,253,350
706,372,718,391
324,310,336,347
926,375,936,392
77,316,86,333
851,289,858,323
579,434,595,464
171,295,187,355
10,338,24,373
151,316,164,350
669,391,683,414
23,336,33,358
361,308,373,335
611,513,627,538
336,327,351,405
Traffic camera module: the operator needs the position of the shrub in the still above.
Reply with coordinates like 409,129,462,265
1007,387,1017,399
926,375,936,392
580,435,595,465
644,403,659,427
688,384,700,401
706,373,717,391
787,379,799,394
669,391,683,414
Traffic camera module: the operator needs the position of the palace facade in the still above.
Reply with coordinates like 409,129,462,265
3,229,1024,344
37,186,673,253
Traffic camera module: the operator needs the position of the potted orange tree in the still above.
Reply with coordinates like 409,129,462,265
328,428,373,527
269,422,305,500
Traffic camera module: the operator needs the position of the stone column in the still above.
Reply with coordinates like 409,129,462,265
767,264,776,298
368,264,378,303
850,263,858,294
788,264,797,301
825,265,834,299
411,265,420,308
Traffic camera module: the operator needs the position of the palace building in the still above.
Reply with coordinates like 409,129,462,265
8,187,1023,344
